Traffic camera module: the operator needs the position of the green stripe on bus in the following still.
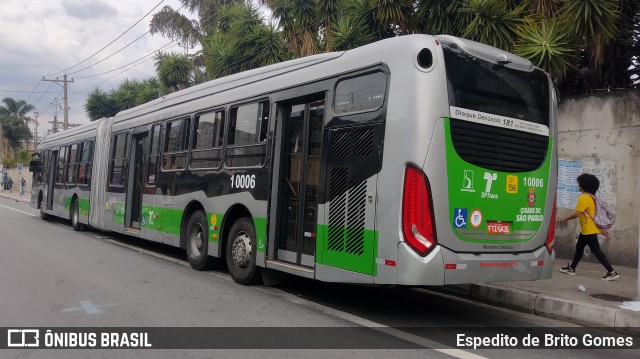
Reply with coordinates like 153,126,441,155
316,224,378,276
254,217,267,253
444,118,553,243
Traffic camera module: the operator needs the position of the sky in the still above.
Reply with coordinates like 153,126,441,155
0,0,193,138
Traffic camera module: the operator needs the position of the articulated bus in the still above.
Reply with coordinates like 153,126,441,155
30,34,557,286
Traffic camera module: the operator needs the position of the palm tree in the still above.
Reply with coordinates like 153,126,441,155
461,0,526,51
0,98,34,124
156,53,193,91
84,88,118,121
0,97,34,150
149,0,244,49
368,0,414,34
416,0,470,37
203,3,291,78
514,18,576,80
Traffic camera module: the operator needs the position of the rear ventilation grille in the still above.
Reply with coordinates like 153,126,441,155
327,167,366,256
330,127,374,159
450,119,548,172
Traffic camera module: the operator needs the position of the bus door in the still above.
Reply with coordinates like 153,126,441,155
125,131,149,229
46,150,57,210
275,97,325,267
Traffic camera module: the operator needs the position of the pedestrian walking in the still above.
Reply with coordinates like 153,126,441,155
559,173,618,280
7,177,13,193
20,177,26,197
0,173,4,193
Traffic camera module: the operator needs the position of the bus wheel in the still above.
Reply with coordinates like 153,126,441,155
226,217,260,285
39,196,48,220
71,200,86,231
186,210,213,270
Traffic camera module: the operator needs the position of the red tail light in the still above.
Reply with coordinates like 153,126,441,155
402,165,437,256
545,196,557,255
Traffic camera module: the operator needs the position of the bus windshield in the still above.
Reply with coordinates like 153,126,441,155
442,42,550,126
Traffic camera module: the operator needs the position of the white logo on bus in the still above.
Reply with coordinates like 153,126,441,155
461,170,475,193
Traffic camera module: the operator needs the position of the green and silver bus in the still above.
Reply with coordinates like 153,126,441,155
30,34,557,285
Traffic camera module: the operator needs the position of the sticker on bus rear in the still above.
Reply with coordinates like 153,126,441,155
450,106,549,136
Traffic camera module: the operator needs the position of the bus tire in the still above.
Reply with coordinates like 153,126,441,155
71,200,86,231
39,196,49,220
226,217,260,285
186,210,214,270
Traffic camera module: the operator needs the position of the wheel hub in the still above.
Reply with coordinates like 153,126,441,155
190,224,205,256
231,232,252,269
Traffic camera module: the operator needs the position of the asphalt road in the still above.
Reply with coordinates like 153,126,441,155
0,197,637,359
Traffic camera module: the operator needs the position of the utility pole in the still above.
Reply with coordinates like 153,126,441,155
52,97,59,133
33,111,39,149
42,74,74,130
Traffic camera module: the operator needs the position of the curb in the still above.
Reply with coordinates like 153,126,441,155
431,284,640,336
0,193,30,203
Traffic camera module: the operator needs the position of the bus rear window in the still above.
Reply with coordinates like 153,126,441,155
442,43,549,126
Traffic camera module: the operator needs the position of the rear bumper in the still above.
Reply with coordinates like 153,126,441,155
396,242,554,286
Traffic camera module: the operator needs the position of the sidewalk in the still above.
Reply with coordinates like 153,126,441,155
437,258,640,335
2,190,638,334
0,189,30,203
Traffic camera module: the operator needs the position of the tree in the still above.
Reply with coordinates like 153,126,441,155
203,3,291,78
0,98,34,150
84,88,118,121
156,53,193,91
147,0,638,97
150,0,244,49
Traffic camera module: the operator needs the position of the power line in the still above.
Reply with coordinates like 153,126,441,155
97,43,179,87
83,1,391,97
24,79,43,103
45,0,166,77
68,31,153,76
76,41,175,80
31,82,55,108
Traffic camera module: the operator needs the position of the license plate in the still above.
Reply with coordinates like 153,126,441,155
486,221,511,234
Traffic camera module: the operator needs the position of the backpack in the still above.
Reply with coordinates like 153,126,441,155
586,195,616,229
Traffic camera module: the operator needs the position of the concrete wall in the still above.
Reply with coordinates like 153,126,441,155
1,167,32,196
555,90,640,268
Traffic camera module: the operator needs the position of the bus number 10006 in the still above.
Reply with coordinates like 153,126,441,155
230,174,256,189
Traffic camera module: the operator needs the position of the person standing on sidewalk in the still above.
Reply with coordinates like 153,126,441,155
20,177,26,197
7,177,13,193
559,173,618,280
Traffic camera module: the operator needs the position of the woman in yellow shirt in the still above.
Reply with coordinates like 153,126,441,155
559,173,618,280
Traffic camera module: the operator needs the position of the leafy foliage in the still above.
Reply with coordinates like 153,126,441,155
157,53,192,91
203,3,291,78
514,19,576,79
84,88,118,121
0,98,34,150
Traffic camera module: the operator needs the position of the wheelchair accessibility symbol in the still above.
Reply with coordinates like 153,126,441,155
453,208,468,228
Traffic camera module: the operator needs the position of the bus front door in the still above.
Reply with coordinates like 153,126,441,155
47,150,57,210
125,132,148,230
276,98,325,268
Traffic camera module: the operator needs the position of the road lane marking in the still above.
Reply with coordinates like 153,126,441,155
27,215,486,358
0,204,38,217
253,285,489,359
97,236,487,358
62,301,117,314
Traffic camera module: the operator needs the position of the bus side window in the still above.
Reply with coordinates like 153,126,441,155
226,100,269,168
78,140,94,185
56,146,67,184
110,133,128,187
163,118,190,171
67,143,79,184
147,124,161,185
334,72,386,115
191,110,224,169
